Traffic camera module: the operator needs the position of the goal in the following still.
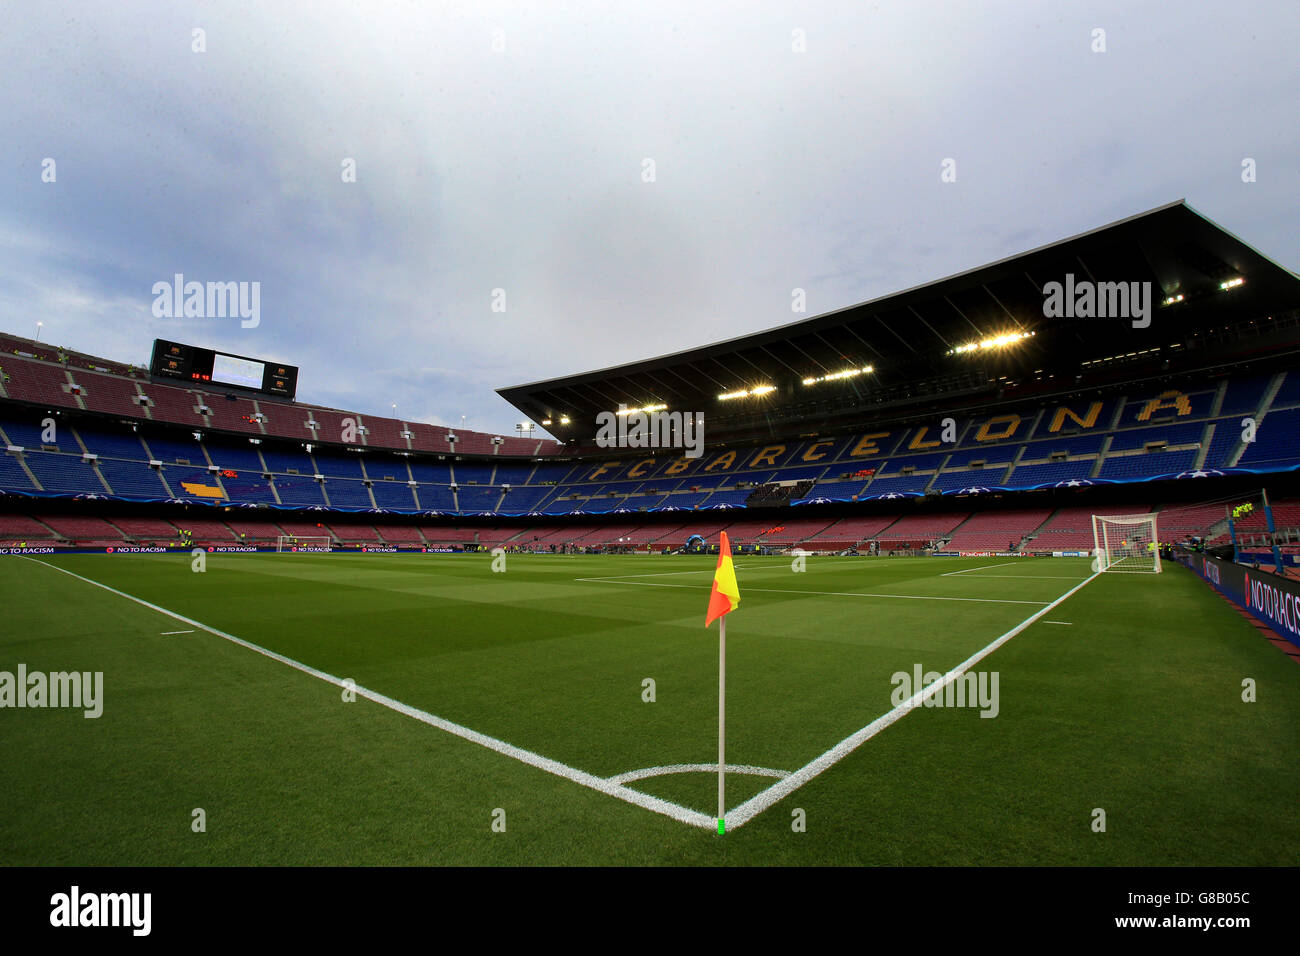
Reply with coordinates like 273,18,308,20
276,535,332,553
1092,513,1161,573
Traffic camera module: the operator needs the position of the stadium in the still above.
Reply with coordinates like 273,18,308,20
6,14,1300,937
3,198,1299,871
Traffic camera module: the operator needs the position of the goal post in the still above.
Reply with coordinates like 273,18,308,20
276,535,332,553
1092,513,1161,573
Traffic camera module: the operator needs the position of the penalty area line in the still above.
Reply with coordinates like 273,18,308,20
577,577,1048,606
23,557,718,832
939,562,1016,576
569,556,896,584
950,573,1089,580
571,565,767,582
721,570,1103,832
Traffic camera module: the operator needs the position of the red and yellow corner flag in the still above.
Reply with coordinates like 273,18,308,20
705,531,741,627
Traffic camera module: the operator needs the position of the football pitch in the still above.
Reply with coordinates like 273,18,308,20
2,551,1298,866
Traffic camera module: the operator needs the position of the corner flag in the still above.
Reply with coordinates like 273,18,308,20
705,531,741,834
705,531,741,627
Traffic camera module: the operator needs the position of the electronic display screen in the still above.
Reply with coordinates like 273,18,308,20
150,340,297,399
211,353,265,390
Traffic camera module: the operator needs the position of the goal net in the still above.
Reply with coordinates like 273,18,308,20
276,535,332,553
1092,513,1160,573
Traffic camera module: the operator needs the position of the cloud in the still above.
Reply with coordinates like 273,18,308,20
0,0,1295,436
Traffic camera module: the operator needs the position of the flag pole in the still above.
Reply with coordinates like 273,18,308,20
718,614,725,833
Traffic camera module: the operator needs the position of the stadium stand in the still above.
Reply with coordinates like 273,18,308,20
1,414,78,452
71,371,145,419
3,370,1299,518
421,525,478,544
110,516,182,544
802,516,900,550
98,459,170,498
1233,499,1300,533
1238,407,1300,469
328,522,381,543
1,202,1297,553
1027,505,1151,553
874,512,968,549
1155,501,1234,541
0,513,57,545
37,514,125,546
221,519,283,544
475,525,528,546
944,509,1054,552
375,524,425,546
2,359,78,408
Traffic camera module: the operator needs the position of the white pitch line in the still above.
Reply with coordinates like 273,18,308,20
940,562,1016,576
951,573,1089,580
609,763,790,786
721,571,1102,831
1043,620,1073,625
570,567,718,582
160,630,194,635
24,558,718,831
568,557,890,585
570,562,790,582
576,578,1049,606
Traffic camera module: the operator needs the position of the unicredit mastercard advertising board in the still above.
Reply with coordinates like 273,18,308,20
1177,548,1300,649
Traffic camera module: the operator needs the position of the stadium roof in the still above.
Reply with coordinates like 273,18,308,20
499,200,1300,443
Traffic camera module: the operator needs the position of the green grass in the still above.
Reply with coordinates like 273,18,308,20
1,551,1297,865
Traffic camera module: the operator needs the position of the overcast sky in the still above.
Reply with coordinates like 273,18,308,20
2,1,1296,437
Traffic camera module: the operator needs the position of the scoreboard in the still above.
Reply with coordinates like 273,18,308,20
150,340,298,400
